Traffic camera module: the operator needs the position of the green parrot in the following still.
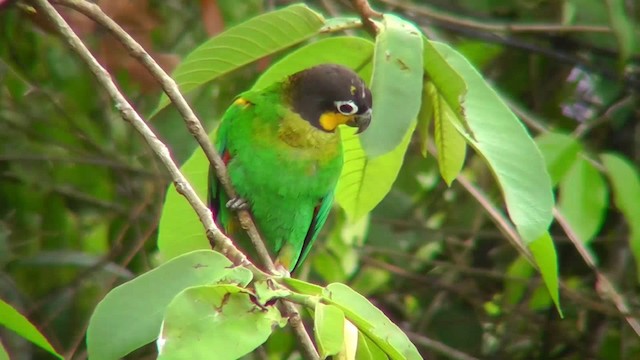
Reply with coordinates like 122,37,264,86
208,64,372,272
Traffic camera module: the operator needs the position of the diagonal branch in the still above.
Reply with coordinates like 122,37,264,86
33,0,319,358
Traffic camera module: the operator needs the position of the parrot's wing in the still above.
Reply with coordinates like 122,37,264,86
293,189,335,271
207,111,232,231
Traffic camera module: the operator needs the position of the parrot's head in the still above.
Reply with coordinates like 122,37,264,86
286,64,372,134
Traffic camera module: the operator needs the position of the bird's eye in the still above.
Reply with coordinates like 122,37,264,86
335,101,358,115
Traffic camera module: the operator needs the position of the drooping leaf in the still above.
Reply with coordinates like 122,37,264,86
421,38,465,122
601,153,640,278
416,82,435,157
529,232,562,316
154,4,325,114
336,123,415,222
87,250,252,360
431,41,554,244
360,15,423,157
356,331,389,360
315,303,346,359
0,299,62,359
558,156,608,244
158,285,284,360
323,283,421,360
535,132,583,186
433,94,466,185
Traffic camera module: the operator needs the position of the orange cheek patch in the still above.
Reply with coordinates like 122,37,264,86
319,112,351,131
234,98,250,107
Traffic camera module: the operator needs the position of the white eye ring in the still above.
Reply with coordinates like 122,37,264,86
335,100,358,115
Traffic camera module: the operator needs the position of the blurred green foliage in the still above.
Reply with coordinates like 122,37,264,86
1,0,639,359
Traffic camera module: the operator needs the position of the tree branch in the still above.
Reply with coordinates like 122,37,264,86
32,0,318,358
349,0,381,36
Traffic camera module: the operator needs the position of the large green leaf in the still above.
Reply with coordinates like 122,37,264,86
158,285,284,360
87,250,252,360
601,153,640,278
0,299,62,359
360,15,423,157
431,41,554,244
336,124,414,222
323,283,421,360
314,303,346,358
253,36,374,90
558,156,608,244
535,132,583,186
528,232,562,315
154,4,325,114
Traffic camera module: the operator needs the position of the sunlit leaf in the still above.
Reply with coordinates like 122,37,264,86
87,250,252,360
356,331,389,360
431,41,554,244
601,153,640,279
433,94,466,185
360,15,423,157
315,303,345,358
157,144,212,261
0,299,62,359
158,285,284,360
558,156,608,244
529,232,562,316
282,277,324,296
154,4,325,114
336,124,415,222
323,283,421,360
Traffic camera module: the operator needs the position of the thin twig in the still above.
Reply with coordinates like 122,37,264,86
553,208,640,336
406,331,479,360
379,0,612,34
37,0,318,358
349,0,381,36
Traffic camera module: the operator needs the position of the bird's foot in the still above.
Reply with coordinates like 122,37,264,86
226,197,250,211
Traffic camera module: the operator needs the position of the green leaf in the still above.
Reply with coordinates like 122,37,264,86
421,38,466,123
0,341,8,360
504,257,535,305
604,0,635,65
535,132,583,186
433,94,466,185
87,250,251,360
282,277,324,296
323,283,421,360
157,146,211,261
416,82,435,157
0,299,62,359
558,156,608,244
356,331,389,360
315,303,346,358
360,15,423,157
253,36,374,90
153,4,325,114
336,123,415,222
432,42,554,244
158,285,284,360
529,232,562,316
601,153,640,279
